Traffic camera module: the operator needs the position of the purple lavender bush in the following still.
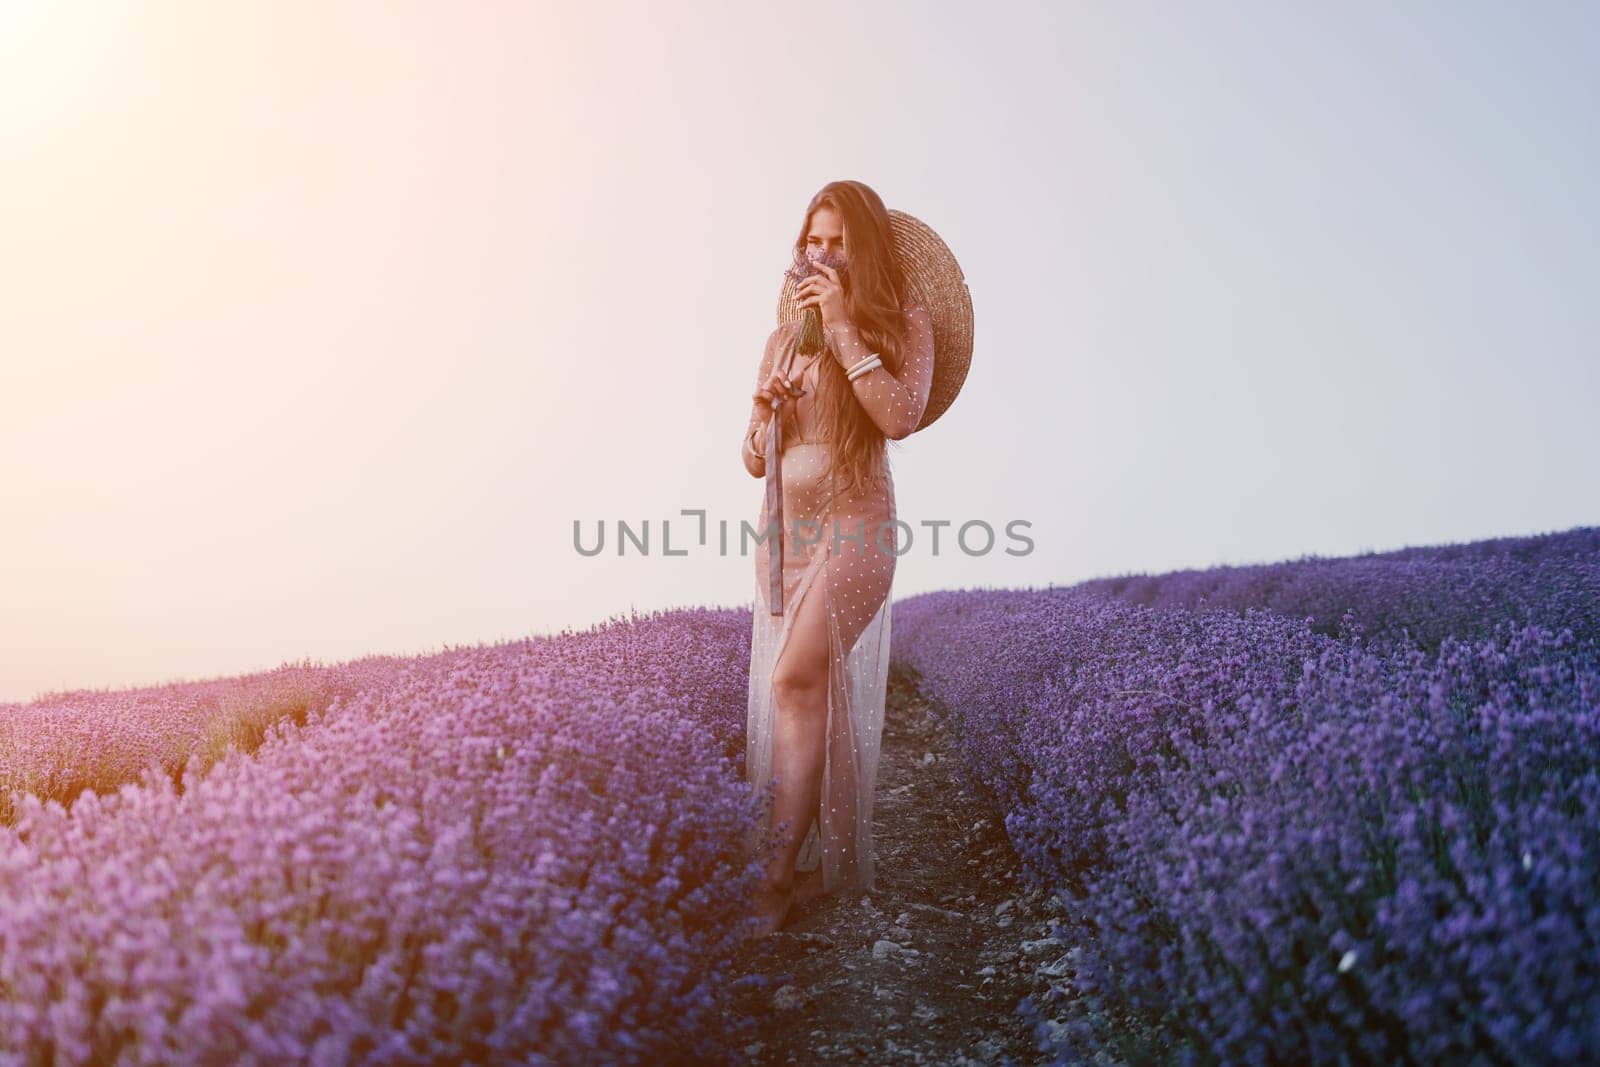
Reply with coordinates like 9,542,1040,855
0,603,760,829
1041,620,1600,1064
894,526,1600,1063
1078,524,1600,655
0,657,415,824
893,587,1341,890
0,607,771,1064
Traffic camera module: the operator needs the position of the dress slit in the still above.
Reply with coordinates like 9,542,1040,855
745,490,895,896
744,538,829,874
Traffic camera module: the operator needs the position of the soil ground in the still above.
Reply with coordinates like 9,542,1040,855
722,666,1100,1066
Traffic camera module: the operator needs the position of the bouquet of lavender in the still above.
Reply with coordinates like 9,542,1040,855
784,247,849,356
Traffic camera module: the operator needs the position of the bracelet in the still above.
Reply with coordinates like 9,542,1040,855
846,353,882,381
747,423,765,456
848,357,881,380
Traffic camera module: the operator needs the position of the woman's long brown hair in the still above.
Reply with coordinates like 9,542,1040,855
793,180,915,501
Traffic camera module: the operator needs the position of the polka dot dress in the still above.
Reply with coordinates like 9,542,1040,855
743,303,937,896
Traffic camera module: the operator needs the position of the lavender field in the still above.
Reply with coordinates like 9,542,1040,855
0,610,772,1062
896,525,1600,1063
2,525,1596,1063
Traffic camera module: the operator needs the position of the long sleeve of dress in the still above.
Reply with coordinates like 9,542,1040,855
827,304,937,440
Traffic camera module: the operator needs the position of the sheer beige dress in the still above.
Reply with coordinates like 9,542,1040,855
744,303,937,896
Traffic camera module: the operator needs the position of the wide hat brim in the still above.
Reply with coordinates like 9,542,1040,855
775,208,972,433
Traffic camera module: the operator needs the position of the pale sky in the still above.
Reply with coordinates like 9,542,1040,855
2,1,1596,702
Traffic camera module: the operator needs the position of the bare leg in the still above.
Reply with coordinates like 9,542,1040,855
748,571,832,937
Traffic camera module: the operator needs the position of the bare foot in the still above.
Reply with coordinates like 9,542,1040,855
745,877,795,940
792,868,826,909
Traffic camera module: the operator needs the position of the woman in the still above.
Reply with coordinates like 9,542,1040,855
740,181,937,938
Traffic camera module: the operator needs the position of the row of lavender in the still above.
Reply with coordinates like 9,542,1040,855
1076,525,1600,655
0,608,771,1064
893,527,1600,1063
0,657,414,825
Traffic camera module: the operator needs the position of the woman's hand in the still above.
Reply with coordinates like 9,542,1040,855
796,260,848,331
752,369,805,422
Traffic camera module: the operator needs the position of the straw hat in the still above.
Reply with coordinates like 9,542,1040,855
774,208,972,433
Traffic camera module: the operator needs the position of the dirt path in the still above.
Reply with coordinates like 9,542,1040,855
724,666,1085,1066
